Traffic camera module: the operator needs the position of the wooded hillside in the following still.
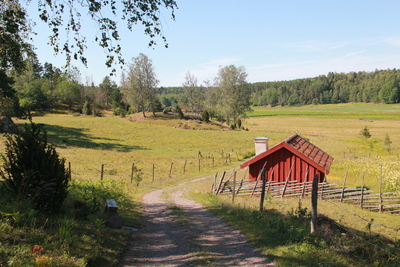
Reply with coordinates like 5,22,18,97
249,69,400,106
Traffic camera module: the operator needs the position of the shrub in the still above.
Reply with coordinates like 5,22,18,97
175,105,184,119
237,119,242,129
0,120,70,213
384,134,392,152
82,101,92,115
113,107,126,116
360,126,371,138
202,110,210,122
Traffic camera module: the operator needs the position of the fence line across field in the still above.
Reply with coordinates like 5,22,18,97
65,149,245,183
213,167,400,214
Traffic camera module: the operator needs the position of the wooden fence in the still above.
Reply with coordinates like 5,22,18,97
214,176,400,214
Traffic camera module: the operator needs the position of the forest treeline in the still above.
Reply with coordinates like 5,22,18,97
249,69,400,106
3,53,400,124
161,69,400,107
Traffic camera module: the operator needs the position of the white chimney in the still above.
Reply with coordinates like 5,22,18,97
254,137,269,155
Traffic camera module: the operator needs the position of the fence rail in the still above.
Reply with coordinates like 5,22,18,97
214,178,400,214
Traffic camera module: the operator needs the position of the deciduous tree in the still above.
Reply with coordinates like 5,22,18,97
215,65,252,125
182,72,204,113
55,80,81,109
1,0,177,72
121,53,159,117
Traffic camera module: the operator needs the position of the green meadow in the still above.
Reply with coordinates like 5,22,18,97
1,103,400,266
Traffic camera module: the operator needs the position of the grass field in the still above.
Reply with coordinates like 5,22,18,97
1,103,400,266
246,104,400,193
1,103,399,200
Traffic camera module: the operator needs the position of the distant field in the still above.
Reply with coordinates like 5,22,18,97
248,103,400,120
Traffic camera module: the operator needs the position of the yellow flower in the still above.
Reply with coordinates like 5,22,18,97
35,256,51,267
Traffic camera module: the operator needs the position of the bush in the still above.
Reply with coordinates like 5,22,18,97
113,107,126,116
175,105,184,119
237,119,242,129
82,101,92,115
360,126,371,138
202,110,210,122
0,120,70,213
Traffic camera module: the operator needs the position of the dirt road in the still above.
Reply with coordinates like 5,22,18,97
118,178,274,266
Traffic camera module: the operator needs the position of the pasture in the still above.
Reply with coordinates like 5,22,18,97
1,103,400,196
1,103,400,266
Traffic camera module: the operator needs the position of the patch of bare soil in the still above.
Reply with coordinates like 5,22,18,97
118,180,274,267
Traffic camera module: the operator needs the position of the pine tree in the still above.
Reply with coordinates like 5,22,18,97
360,126,371,138
0,120,69,213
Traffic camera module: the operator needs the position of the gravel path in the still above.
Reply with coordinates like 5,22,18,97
118,180,274,267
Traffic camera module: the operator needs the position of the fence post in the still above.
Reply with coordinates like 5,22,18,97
301,166,309,198
211,172,218,193
215,171,226,195
281,160,295,198
340,167,348,202
266,167,274,195
236,166,248,194
379,164,383,212
130,163,135,184
360,170,365,208
259,168,267,211
183,160,187,174
168,162,173,178
68,162,72,181
152,163,155,182
232,171,236,203
100,164,104,181
311,174,319,234
198,158,201,172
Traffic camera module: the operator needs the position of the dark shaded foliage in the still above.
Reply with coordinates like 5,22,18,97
0,120,69,213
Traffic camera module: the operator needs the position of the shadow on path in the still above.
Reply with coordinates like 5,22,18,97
118,187,274,267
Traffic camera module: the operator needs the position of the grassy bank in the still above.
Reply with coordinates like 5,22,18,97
0,179,140,266
185,174,400,267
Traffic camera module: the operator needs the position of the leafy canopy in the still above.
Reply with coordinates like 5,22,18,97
1,0,177,72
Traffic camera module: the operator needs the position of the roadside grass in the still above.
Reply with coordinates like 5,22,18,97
190,188,400,267
0,179,139,266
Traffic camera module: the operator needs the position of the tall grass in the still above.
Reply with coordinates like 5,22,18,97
0,179,138,266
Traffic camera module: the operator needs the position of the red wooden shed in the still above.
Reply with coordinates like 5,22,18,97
240,134,334,184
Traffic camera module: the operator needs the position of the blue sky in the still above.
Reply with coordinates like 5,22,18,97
28,0,400,86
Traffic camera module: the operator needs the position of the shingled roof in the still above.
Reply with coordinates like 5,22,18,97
240,134,334,172
283,134,333,170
